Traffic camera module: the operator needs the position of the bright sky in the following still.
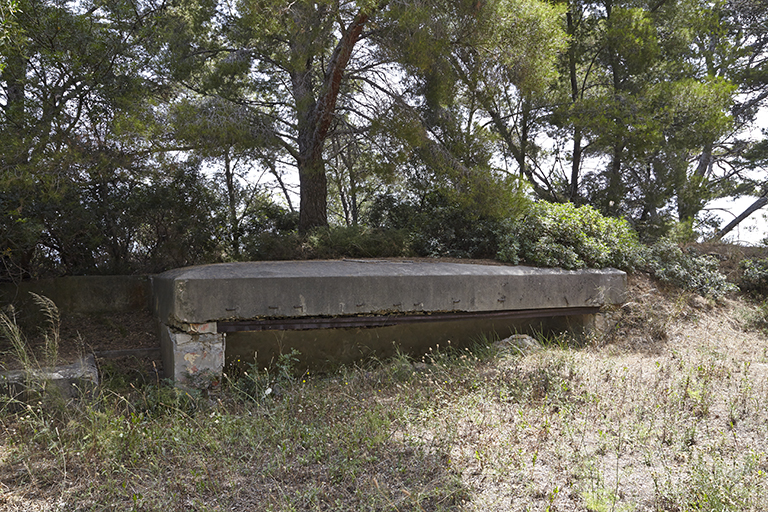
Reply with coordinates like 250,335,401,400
704,196,767,246
700,109,768,246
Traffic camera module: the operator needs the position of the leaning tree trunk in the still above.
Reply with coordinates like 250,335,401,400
709,188,768,242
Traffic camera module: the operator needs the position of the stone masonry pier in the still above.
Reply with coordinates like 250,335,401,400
152,260,626,388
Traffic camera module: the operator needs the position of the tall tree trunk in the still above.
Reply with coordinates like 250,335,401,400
298,150,329,232
291,6,370,234
570,130,582,201
566,6,582,202
677,143,713,222
349,172,359,226
267,162,295,213
2,51,27,166
484,105,553,201
223,148,241,258
605,144,624,214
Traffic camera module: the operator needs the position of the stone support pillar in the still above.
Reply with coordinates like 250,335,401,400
159,323,225,390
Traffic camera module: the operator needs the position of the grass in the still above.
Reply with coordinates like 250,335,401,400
2,276,768,511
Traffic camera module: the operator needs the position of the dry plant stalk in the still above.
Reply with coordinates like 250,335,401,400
29,292,60,368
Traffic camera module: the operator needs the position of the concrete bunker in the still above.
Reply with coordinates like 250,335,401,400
152,260,627,388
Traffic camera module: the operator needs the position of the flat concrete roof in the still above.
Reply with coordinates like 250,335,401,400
153,260,626,326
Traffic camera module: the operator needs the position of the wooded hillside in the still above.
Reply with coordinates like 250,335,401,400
2,0,767,279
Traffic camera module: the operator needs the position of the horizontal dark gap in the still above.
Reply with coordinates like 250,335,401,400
217,306,600,333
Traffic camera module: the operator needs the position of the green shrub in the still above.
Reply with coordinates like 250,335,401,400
366,191,508,258
244,225,411,261
645,242,736,298
304,225,411,259
243,231,304,260
739,258,768,296
496,201,735,297
496,202,644,270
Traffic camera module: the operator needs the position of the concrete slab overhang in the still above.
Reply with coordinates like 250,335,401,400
153,260,626,326
151,260,627,389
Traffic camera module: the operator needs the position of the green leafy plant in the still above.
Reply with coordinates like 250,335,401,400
496,201,735,297
304,225,411,259
496,202,644,270
366,190,513,259
646,242,736,298
739,258,768,296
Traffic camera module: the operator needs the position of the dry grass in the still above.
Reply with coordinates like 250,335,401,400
2,274,768,511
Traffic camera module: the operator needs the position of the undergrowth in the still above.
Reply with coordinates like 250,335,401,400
3,277,768,510
739,258,768,296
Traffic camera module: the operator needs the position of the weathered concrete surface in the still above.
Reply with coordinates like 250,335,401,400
153,260,626,326
153,260,626,387
159,325,225,389
0,355,99,400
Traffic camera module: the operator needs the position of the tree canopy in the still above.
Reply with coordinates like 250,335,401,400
2,0,767,279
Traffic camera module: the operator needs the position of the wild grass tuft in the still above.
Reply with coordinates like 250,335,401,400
0,304,31,371
1,292,62,372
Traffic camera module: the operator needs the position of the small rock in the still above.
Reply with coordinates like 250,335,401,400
494,334,541,355
688,295,710,310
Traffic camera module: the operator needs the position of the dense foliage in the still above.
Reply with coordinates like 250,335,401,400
497,202,736,297
645,242,736,298
2,0,767,282
739,259,768,296
497,202,643,270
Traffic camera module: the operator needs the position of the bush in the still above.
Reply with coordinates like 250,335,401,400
304,225,411,259
243,231,304,261
241,203,301,260
645,242,736,298
496,202,644,270
739,259,768,296
496,201,735,298
131,166,222,273
244,225,411,261
366,191,507,258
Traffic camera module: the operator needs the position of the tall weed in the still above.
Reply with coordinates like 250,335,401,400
1,292,63,371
